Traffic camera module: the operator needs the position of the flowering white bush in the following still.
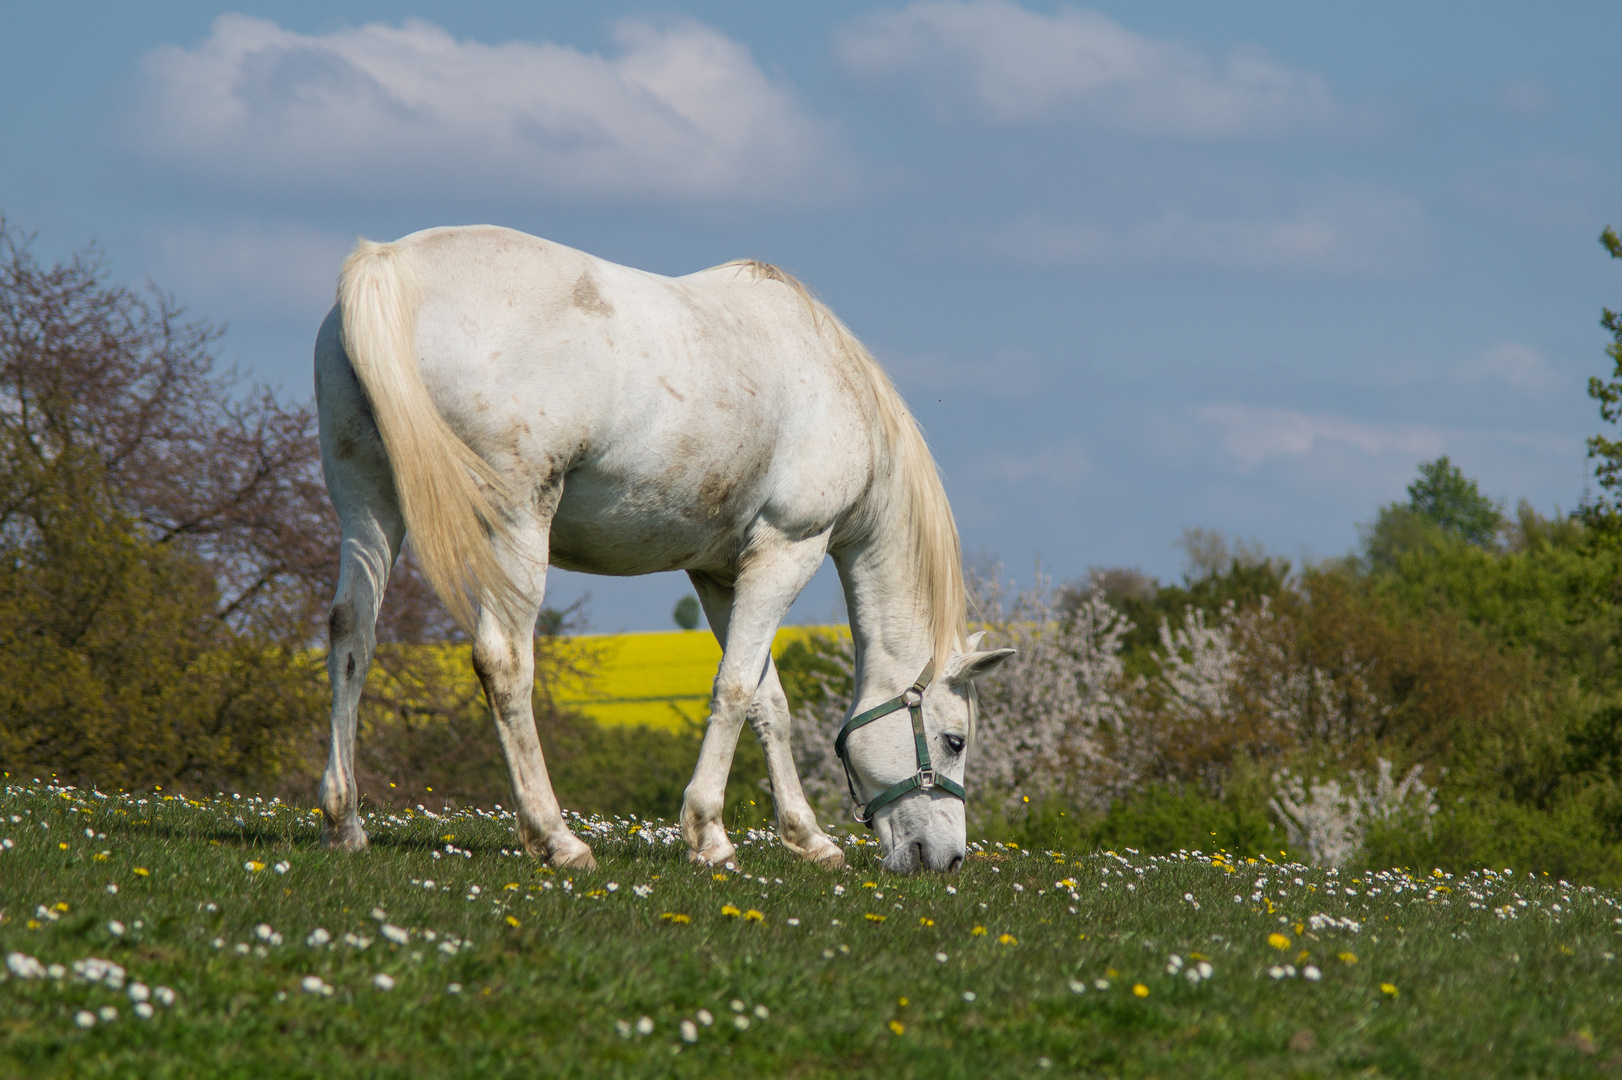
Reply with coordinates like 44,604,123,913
1270,758,1438,867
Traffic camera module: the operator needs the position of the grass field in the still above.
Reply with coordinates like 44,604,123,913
3,781,1622,1078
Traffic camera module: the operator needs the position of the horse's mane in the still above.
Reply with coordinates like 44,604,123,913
725,260,967,668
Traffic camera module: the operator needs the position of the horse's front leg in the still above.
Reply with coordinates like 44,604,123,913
681,540,829,868
751,661,846,869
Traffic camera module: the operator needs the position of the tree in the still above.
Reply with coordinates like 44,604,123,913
1587,227,1622,509
1406,456,1502,547
0,217,332,788
672,594,701,630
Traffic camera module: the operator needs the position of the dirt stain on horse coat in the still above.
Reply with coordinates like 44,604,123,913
572,272,614,318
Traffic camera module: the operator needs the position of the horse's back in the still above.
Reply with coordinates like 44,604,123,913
365,226,878,576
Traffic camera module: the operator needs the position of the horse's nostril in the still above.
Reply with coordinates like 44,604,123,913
946,854,963,873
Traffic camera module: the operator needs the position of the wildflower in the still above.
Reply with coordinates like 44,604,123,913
1380,983,1398,997
134,1002,155,1020
754,1005,769,1019
721,904,742,918
935,952,948,963
1068,979,1086,993
697,1009,714,1027
680,1019,698,1043
615,1020,632,1039
833,884,846,897
1338,951,1358,964
255,924,283,945
1094,979,1110,991
863,882,877,889
244,861,264,873
1196,961,1213,980
997,933,1017,946
661,912,690,924
1268,966,1287,980
447,983,462,994
730,999,745,1012
1132,983,1149,998
273,861,290,874
919,917,935,927
307,928,331,948
633,1015,654,1036
786,917,801,926
713,873,728,882
1303,965,1322,981
971,925,987,936
889,1020,905,1035
128,983,149,1003
373,973,396,990
380,924,410,945
301,975,330,995
506,916,521,928
632,884,653,898
75,1010,96,1029
962,990,977,1002
733,1014,751,1031
866,913,887,922
107,920,125,937
1268,933,1291,950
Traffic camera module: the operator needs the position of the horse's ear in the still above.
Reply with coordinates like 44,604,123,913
945,647,1016,687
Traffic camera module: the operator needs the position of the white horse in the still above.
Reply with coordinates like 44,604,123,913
313,225,1013,874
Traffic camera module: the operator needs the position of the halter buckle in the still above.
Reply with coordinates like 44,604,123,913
917,768,936,790
902,687,924,708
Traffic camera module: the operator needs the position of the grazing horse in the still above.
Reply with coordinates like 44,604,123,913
314,225,1013,874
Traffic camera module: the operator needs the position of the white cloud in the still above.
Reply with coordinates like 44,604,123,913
1454,342,1559,392
129,14,848,203
981,184,1427,275
836,0,1336,137
1198,404,1444,468
146,220,352,321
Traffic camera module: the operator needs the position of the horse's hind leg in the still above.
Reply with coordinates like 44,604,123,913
319,495,402,851
470,518,596,871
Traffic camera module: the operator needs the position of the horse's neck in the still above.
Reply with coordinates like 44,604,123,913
839,520,936,709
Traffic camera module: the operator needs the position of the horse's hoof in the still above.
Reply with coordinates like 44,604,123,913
689,845,738,870
808,842,846,870
322,824,369,852
549,841,597,872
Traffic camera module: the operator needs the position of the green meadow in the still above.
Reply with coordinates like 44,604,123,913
3,781,1621,1079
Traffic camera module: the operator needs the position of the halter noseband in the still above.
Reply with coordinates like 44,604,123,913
832,658,966,829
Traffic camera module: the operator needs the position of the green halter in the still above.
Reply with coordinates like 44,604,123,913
833,658,966,828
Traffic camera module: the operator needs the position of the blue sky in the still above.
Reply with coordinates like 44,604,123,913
4,2,1619,631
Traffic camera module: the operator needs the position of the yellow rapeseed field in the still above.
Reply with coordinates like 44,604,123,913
552,627,843,731
371,627,844,733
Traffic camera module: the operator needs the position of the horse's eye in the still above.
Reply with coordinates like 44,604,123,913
942,733,966,755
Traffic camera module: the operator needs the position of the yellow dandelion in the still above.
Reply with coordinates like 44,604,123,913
888,1020,905,1035
441,834,455,842
1132,983,1149,998
863,882,878,889
660,912,691,924
1294,922,1305,935
506,916,521,928
919,917,935,927
53,902,68,913
132,868,149,877
744,909,764,922
1105,968,1119,978
504,883,519,891
712,873,728,882
26,920,40,930
897,997,909,1007
971,926,987,936
58,842,67,850
721,904,741,917
1338,951,1358,964
866,913,888,922
245,860,265,873
1297,950,1311,963
1380,983,1398,997
997,933,1018,946
1268,933,1290,950
92,853,108,862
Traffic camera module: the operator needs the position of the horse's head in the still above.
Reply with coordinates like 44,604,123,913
840,633,1015,874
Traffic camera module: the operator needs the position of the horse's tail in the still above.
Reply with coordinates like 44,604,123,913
337,238,519,633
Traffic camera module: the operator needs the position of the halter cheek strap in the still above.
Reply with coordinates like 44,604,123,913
833,658,966,828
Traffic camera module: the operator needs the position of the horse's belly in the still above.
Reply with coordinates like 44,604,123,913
547,472,739,577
